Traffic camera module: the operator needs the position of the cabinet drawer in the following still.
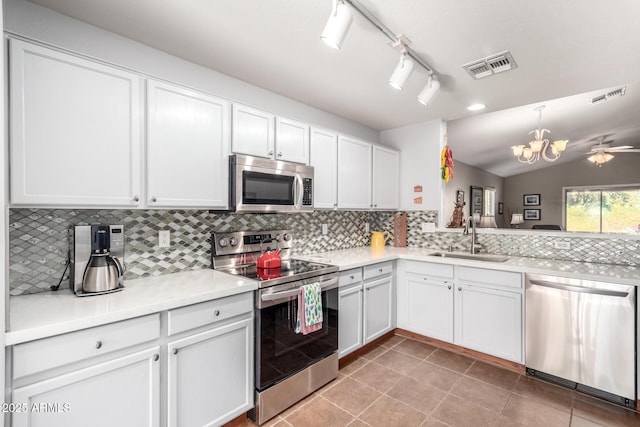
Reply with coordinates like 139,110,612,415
457,267,522,290
339,268,363,287
168,292,253,336
403,261,454,279
13,314,160,380
363,261,393,280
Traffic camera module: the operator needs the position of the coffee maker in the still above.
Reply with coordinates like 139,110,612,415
71,225,125,296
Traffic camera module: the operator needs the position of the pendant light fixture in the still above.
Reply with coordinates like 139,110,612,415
320,0,353,50
388,49,415,90
417,74,440,106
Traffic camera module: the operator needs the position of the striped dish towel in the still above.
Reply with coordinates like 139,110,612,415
295,283,323,335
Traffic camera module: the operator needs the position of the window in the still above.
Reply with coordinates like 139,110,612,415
564,185,640,234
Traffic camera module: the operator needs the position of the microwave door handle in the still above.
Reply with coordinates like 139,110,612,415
294,174,303,208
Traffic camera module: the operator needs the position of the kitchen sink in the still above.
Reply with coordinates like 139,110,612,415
428,252,510,263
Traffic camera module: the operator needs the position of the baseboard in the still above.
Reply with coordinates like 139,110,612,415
339,330,396,369
222,413,247,427
394,328,525,374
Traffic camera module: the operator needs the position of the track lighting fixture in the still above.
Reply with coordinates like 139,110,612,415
320,0,353,50
321,0,440,106
417,75,440,106
388,49,415,90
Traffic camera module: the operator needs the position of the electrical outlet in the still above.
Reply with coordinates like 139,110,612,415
554,241,571,250
422,222,436,233
159,230,170,248
365,222,370,233
322,224,328,235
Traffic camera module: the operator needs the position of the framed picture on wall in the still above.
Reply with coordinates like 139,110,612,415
456,190,465,205
498,202,504,215
523,194,541,206
524,209,541,220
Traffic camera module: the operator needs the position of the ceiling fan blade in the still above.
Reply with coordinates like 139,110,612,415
607,146,635,151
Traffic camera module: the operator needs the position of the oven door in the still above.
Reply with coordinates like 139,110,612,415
230,154,313,213
255,274,338,391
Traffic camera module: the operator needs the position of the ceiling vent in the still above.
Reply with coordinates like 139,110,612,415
589,86,627,104
462,51,518,79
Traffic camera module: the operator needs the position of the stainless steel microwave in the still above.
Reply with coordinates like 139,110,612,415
229,154,313,213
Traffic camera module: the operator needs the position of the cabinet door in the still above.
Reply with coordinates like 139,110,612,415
12,348,160,427
9,39,141,206
167,317,253,427
309,128,338,209
276,117,309,164
404,274,454,342
372,145,400,210
454,284,523,362
147,80,230,208
338,284,363,357
232,104,275,158
363,276,393,343
337,136,372,209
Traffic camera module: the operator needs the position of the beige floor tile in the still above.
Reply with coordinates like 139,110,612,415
374,349,423,376
431,394,500,427
350,361,403,393
411,361,462,392
513,375,575,411
426,348,475,373
361,345,389,361
570,414,605,427
284,395,354,427
393,339,437,360
386,376,446,414
450,375,511,412
420,416,450,427
322,377,382,416
347,418,371,427
464,361,519,390
358,395,426,427
340,357,370,376
501,394,571,427
571,394,640,427
380,335,406,348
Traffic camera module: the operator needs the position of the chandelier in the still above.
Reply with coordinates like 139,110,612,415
511,106,568,164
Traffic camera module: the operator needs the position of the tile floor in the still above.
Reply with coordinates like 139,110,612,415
239,334,640,427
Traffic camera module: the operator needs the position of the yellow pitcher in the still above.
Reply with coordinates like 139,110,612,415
370,231,391,248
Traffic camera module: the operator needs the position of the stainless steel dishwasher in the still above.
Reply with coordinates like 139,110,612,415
525,273,636,409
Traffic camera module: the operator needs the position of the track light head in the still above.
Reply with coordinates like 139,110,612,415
388,51,415,90
321,0,353,50
417,75,440,106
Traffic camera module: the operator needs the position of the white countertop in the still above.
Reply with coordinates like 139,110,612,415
296,247,640,286
6,269,257,346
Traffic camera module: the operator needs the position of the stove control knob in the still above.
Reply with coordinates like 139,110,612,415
218,237,229,247
229,237,238,246
274,234,282,242
283,233,292,242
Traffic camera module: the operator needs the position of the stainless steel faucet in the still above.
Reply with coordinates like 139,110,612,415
463,217,481,254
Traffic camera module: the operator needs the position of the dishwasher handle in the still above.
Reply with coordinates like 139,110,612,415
529,279,629,298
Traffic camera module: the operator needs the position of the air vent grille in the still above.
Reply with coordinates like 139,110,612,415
463,51,518,79
590,86,627,104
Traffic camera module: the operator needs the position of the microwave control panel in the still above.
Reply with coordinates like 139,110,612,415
302,178,312,206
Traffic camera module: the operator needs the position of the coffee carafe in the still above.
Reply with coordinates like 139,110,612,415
71,225,125,296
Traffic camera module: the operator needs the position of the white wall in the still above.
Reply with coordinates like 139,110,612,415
1,0,7,417
3,0,379,143
380,119,445,214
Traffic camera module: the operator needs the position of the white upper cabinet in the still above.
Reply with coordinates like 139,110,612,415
337,136,372,209
372,145,400,210
231,104,275,159
275,117,309,164
309,128,338,209
9,39,142,206
146,80,230,208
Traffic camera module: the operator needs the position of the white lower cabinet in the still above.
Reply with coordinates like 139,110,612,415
398,260,523,363
338,262,395,358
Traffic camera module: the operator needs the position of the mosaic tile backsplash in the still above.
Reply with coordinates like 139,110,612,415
9,208,640,295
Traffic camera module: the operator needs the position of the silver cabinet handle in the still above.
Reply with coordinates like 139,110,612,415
153,354,159,362
350,275,355,279
214,310,221,317
448,285,452,290
95,341,103,349
379,268,383,272
458,287,462,291
133,195,139,202
529,279,629,298
268,150,274,156
173,348,179,355
151,196,157,202
277,152,283,157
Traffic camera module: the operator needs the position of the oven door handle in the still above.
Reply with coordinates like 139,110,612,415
260,277,339,301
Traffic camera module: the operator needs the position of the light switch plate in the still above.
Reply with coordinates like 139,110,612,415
554,241,570,250
365,222,370,233
422,222,436,233
322,224,328,235
159,230,170,248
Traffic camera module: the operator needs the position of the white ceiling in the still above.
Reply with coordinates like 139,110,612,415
27,0,640,176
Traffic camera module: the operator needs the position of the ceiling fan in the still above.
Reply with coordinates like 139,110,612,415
586,139,640,165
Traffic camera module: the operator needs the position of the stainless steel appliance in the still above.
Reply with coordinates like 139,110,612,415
229,154,313,213
525,273,636,408
71,225,125,296
212,230,338,425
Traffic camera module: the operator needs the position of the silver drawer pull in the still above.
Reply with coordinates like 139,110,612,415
448,285,452,290
133,195,139,202
153,354,159,362
350,275,355,279
173,348,179,355
95,341,103,349
214,310,221,317
379,268,383,272
458,287,462,291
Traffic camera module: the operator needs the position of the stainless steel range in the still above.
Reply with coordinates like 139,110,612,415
212,230,339,425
